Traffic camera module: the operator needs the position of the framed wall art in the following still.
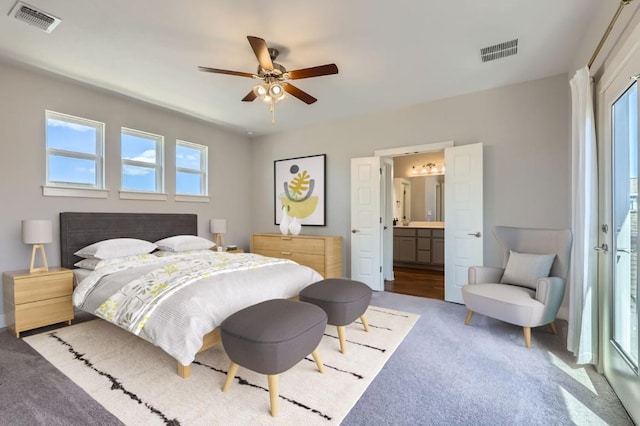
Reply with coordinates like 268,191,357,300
274,154,326,226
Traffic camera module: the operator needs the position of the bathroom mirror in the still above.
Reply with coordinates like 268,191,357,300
393,176,444,222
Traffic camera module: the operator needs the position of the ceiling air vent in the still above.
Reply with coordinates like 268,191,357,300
8,1,61,33
480,39,518,63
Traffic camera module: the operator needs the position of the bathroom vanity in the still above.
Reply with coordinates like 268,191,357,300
393,222,444,270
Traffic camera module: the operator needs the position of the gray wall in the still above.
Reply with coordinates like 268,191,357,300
0,60,252,327
251,73,571,305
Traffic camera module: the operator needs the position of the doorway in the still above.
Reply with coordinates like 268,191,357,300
388,151,446,300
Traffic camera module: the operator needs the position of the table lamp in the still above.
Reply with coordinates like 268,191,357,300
210,219,227,248
22,219,53,273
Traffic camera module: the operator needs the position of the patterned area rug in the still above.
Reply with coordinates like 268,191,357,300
24,306,419,425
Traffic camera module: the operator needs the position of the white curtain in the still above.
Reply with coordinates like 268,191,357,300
568,66,599,364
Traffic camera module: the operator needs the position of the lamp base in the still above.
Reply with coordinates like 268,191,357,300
215,234,225,249
29,244,49,274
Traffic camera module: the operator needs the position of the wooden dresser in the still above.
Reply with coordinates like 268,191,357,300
251,233,342,278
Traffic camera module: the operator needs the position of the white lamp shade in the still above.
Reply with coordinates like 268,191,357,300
22,220,53,244
209,219,227,234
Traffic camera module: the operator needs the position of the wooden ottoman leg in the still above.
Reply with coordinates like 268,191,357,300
222,362,239,392
311,349,325,373
337,325,347,354
360,315,370,332
268,374,279,417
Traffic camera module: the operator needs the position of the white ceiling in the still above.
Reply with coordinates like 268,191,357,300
0,0,599,137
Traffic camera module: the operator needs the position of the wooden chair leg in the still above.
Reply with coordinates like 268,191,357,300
464,310,474,325
268,374,279,417
360,315,370,332
222,362,239,392
523,327,531,348
549,321,558,335
337,325,347,354
311,349,325,373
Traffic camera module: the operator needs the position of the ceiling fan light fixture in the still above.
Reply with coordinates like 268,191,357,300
253,83,268,97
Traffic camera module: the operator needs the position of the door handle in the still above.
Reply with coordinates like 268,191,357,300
352,229,360,233
616,248,632,254
467,232,481,238
593,244,608,253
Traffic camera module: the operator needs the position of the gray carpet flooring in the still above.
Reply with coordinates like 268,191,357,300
0,292,633,425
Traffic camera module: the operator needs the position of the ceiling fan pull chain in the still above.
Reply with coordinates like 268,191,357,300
271,99,276,124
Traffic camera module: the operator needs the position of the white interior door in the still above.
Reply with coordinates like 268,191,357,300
350,156,383,291
599,41,640,422
444,143,483,303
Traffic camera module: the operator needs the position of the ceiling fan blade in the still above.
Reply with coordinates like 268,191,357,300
287,64,339,80
241,90,257,102
197,66,255,78
283,84,317,104
247,36,274,71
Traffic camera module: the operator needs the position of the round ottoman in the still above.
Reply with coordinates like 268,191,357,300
220,298,327,417
299,278,372,354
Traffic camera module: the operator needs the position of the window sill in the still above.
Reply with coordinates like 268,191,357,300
43,186,108,198
175,194,210,203
119,191,168,201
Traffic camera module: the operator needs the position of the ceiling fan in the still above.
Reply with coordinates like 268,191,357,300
198,36,339,106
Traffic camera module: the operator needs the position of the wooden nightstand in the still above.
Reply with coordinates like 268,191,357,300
226,248,244,253
3,267,74,338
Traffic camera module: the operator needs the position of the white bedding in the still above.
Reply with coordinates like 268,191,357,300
73,251,323,365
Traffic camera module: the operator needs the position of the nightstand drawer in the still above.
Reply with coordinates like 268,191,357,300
14,296,74,332
13,274,73,304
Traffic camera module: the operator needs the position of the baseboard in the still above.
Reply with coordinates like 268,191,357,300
557,306,568,321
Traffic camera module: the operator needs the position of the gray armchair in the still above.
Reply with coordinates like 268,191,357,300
462,226,572,348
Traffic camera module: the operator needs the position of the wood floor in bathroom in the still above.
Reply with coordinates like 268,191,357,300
384,267,445,300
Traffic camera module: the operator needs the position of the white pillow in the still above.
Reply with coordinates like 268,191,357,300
74,238,157,260
153,235,214,252
74,253,154,270
154,249,212,257
500,250,556,289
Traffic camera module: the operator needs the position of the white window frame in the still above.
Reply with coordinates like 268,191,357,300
44,111,106,197
175,140,208,198
120,127,165,199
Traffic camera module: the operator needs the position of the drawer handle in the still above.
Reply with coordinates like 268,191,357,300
281,251,292,255
281,237,292,240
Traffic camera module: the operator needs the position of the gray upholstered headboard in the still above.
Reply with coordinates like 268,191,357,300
60,212,198,268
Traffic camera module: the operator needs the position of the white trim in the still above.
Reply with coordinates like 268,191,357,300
599,17,640,93
374,140,454,157
174,194,210,203
43,186,108,198
119,191,167,201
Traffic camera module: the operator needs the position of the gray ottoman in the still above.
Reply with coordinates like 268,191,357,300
299,278,372,354
220,298,327,417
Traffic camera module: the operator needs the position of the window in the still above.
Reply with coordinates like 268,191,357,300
46,111,104,189
176,140,208,196
121,128,164,193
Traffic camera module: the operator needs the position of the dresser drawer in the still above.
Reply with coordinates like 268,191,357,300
13,274,73,304
255,248,325,276
251,233,342,278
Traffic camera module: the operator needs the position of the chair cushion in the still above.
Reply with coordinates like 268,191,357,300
500,250,555,289
462,283,546,327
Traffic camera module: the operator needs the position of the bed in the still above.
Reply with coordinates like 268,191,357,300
60,212,323,378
